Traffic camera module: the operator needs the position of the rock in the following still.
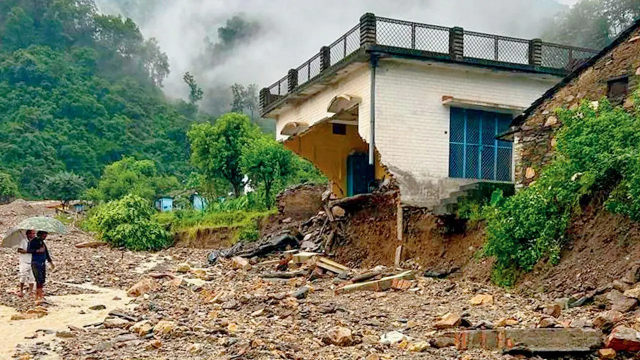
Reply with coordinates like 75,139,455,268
146,340,162,350
153,320,176,336
469,294,493,306
605,326,640,352
555,298,570,309
300,241,317,251
570,318,592,329
431,334,456,348
222,300,239,310
525,167,536,179
539,317,557,328
607,290,638,313
176,263,191,273
623,264,640,284
231,256,252,271
598,348,616,359
544,116,558,127
131,320,153,337
251,309,265,317
495,318,519,327
89,304,106,311
187,343,203,354
331,206,346,218
613,280,630,292
380,331,407,345
292,286,309,299
74,241,108,248
365,354,380,360
103,318,130,329
409,341,431,352
322,326,353,347
593,311,623,331
56,331,75,338
624,286,640,299
543,303,562,318
435,313,462,329
127,278,159,297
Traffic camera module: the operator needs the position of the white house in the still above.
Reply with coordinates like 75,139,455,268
261,14,597,208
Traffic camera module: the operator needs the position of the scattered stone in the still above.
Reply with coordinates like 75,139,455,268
231,256,252,271
131,321,153,337
292,286,310,299
153,321,176,336
623,264,640,284
176,263,191,273
147,340,163,350
624,286,640,299
127,278,159,297
431,334,456,348
435,313,462,329
408,341,431,352
598,348,616,359
469,294,494,306
495,318,519,327
331,206,346,218
525,167,536,179
613,280,630,292
544,116,558,127
593,311,623,332
55,331,75,339
89,304,106,311
543,303,562,318
539,317,557,328
322,327,353,346
74,241,108,248
187,343,203,354
570,318,592,329
605,326,640,352
380,331,407,345
607,290,638,313
103,317,130,329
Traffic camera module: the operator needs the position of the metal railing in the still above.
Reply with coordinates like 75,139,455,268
262,15,600,111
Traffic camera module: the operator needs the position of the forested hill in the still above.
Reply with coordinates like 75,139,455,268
0,0,197,197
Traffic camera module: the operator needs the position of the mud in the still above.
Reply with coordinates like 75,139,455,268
174,227,237,249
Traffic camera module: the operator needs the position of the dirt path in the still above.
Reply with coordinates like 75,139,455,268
1,282,132,359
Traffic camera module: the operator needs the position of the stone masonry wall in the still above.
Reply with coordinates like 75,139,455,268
515,27,640,188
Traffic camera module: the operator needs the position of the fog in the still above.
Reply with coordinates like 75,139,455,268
96,0,568,101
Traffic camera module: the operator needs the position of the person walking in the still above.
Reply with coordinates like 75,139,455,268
27,231,55,303
16,229,36,297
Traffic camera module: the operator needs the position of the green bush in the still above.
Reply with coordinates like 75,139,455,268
484,95,640,286
92,194,172,251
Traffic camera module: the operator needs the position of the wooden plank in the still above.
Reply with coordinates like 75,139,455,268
335,271,415,295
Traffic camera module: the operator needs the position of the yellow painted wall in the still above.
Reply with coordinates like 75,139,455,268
285,122,387,198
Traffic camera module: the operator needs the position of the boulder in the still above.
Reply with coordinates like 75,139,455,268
607,290,638,313
435,313,462,329
322,326,354,347
624,286,640,299
127,278,159,297
380,331,407,345
605,326,640,352
593,311,623,332
470,294,494,306
131,320,153,337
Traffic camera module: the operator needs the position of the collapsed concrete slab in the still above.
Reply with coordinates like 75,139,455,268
454,328,602,353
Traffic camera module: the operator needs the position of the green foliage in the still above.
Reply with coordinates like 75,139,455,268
484,96,640,286
92,194,171,251
86,157,179,201
43,171,86,205
188,113,260,197
0,0,195,198
183,72,203,105
0,171,19,199
241,135,295,209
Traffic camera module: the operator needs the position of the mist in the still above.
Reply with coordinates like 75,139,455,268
95,0,568,102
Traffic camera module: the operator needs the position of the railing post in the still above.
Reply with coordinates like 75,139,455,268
259,87,270,112
320,46,331,72
411,23,416,49
529,38,542,66
449,27,464,60
360,12,377,46
287,69,298,93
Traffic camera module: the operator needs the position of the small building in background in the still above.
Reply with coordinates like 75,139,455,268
155,196,174,212
190,193,208,211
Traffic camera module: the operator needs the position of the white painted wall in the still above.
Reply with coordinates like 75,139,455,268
276,65,371,142
374,59,559,206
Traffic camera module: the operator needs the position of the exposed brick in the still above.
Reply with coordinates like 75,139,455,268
455,328,602,352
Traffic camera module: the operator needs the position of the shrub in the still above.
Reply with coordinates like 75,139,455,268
484,95,640,286
0,171,18,200
92,194,172,251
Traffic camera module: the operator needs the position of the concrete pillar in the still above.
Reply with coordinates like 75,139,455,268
360,13,377,46
287,69,298,93
529,38,543,66
449,27,464,61
320,46,331,72
259,87,270,112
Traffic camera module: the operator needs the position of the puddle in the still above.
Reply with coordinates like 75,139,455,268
0,282,134,359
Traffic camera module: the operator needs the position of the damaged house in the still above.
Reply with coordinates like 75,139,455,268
260,13,598,210
502,19,640,188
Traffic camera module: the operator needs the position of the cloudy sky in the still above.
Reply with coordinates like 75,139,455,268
97,0,578,100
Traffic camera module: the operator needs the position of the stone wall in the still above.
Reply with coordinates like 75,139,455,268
515,27,640,188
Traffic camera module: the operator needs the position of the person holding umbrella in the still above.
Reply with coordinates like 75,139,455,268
16,229,36,297
27,231,55,302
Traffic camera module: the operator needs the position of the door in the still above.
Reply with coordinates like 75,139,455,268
347,153,374,197
449,108,513,181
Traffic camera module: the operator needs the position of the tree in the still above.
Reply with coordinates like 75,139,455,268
241,135,295,209
188,113,259,197
87,157,179,201
184,72,203,105
0,171,19,202
43,172,86,206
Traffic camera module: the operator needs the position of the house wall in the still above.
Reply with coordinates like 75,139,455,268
276,65,371,142
514,28,640,189
375,59,559,206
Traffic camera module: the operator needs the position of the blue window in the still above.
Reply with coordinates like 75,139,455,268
449,108,513,181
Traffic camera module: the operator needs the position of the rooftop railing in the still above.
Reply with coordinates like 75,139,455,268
261,13,600,114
